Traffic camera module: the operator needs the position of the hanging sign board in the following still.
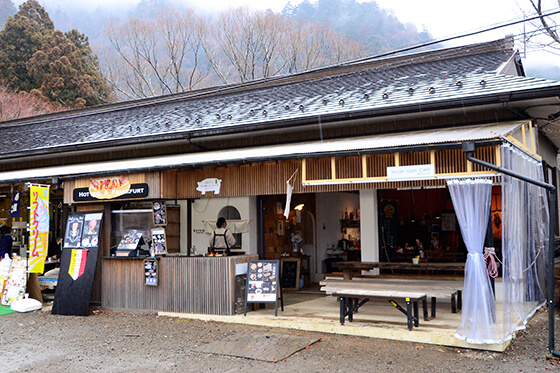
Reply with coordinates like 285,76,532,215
151,228,167,255
144,258,158,286
152,201,167,226
244,260,281,316
387,164,435,181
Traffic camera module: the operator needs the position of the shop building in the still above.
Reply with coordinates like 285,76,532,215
0,36,559,349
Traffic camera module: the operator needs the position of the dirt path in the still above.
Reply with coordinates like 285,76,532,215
1,307,559,372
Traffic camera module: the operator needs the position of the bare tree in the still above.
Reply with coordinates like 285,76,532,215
99,6,366,99
101,8,210,99
526,0,560,54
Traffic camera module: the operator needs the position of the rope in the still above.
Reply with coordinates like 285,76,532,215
483,246,499,278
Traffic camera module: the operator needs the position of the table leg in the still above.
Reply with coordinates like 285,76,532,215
406,298,412,331
413,301,419,327
339,297,345,325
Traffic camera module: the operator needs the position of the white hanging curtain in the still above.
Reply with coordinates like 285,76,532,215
501,144,547,341
447,178,499,344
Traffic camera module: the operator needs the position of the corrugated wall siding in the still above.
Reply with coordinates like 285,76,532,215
102,255,257,315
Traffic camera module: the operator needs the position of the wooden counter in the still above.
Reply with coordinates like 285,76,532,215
102,255,258,315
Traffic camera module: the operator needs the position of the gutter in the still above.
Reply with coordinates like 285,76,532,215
462,141,560,359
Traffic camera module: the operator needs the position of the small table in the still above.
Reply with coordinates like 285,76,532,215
335,261,465,280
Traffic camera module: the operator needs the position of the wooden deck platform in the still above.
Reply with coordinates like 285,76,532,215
162,278,512,352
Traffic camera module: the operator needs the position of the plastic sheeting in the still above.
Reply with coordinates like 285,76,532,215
448,178,499,344
501,144,547,341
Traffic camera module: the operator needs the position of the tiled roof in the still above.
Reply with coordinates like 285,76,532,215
1,37,559,157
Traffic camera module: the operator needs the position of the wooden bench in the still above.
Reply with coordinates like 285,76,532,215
332,289,428,330
321,278,462,318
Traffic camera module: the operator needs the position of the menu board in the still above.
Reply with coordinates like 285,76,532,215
64,212,104,249
281,258,301,291
144,258,158,286
151,228,167,255
117,231,144,251
153,201,167,226
244,260,281,316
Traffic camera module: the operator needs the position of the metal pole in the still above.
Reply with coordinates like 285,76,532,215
462,142,560,358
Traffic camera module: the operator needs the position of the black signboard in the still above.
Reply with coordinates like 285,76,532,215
152,201,167,226
53,211,104,317
63,212,104,249
73,183,149,202
281,258,301,291
244,260,281,316
115,231,145,256
144,258,158,286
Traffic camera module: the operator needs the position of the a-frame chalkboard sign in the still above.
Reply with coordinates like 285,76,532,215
244,260,283,316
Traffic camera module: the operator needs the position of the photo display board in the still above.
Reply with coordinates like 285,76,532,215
117,230,144,251
151,228,167,255
244,260,280,316
152,201,167,226
144,258,158,286
64,212,103,249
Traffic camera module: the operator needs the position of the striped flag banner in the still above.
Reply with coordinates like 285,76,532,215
68,249,88,281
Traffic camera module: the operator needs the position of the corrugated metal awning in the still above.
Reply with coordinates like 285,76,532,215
0,121,527,183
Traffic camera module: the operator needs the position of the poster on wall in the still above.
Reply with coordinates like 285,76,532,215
152,201,167,226
28,184,50,274
151,228,167,255
244,260,281,316
441,213,457,231
64,212,104,249
144,258,158,286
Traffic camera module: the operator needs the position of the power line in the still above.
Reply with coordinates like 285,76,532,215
349,7,560,64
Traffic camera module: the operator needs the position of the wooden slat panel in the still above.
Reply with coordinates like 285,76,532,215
101,255,258,315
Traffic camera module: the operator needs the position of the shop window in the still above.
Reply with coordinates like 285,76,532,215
218,206,242,248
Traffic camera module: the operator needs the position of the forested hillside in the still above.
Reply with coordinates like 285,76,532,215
282,0,433,54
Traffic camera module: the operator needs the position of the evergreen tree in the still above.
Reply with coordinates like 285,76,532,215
0,0,112,108
27,30,111,108
0,0,16,30
0,0,53,91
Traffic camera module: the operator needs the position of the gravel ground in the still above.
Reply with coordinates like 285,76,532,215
1,306,559,372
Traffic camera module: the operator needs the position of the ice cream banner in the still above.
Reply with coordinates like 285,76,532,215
29,185,50,274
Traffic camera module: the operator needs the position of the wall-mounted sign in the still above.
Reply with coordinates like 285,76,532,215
151,228,167,255
73,183,149,201
144,258,158,286
64,212,104,249
196,178,222,195
152,201,167,226
387,164,435,181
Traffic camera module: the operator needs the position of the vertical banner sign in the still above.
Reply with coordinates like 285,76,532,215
29,185,50,274
9,192,20,219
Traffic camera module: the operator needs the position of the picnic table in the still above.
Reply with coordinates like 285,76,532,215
335,261,465,280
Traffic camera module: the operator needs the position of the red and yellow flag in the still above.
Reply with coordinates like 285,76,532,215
68,249,87,281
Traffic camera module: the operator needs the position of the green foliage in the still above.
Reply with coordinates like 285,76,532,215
282,0,433,55
28,30,112,108
0,0,112,108
0,0,16,30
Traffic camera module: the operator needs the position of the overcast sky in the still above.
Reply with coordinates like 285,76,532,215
15,0,560,69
